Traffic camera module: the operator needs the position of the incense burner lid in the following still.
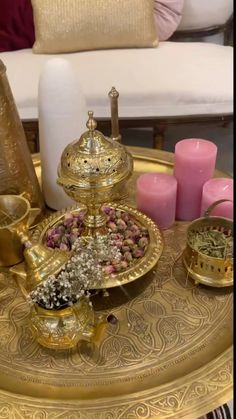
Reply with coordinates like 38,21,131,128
57,112,133,191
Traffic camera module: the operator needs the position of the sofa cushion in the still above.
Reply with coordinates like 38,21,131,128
154,0,184,41
178,0,233,31
32,0,158,54
0,42,233,120
0,0,35,52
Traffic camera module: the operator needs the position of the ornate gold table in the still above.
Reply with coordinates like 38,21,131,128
0,147,232,418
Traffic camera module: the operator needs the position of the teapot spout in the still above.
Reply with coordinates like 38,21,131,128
10,263,29,299
10,263,27,279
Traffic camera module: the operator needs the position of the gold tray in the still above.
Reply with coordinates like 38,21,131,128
0,147,232,418
32,203,164,289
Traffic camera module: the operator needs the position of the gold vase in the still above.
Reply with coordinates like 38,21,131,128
0,59,44,210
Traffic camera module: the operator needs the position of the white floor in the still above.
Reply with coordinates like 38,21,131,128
121,121,233,176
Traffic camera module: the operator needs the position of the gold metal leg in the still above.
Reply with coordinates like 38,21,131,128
23,121,39,153
153,124,166,149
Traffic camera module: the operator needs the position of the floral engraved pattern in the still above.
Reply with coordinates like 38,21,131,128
0,221,232,417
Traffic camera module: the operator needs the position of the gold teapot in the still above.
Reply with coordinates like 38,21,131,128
30,297,108,350
8,216,108,350
10,228,108,350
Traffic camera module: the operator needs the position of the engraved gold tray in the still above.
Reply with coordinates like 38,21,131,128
0,147,232,418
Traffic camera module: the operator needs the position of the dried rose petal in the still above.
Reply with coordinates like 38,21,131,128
108,221,117,232
138,237,148,248
104,265,115,274
122,245,130,253
130,224,139,233
117,219,127,231
121,212,130,222
120,260,128,269
102,206,112,215
133,248,144,258
115,241,123,249
124,251,133,261
123,239,134,247
60,243,69,251
57,225,66,234
124,230,132,239
64,213,74,220
115,210,122,219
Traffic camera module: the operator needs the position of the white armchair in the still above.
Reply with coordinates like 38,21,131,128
0,0,233,151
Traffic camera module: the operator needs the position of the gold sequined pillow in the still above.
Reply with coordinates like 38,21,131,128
31,0,158,54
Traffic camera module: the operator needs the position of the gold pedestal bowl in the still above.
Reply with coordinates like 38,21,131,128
32,203,164,290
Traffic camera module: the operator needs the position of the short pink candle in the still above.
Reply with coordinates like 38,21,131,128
136,173,177,229
174,139,217,221
201,178,233,219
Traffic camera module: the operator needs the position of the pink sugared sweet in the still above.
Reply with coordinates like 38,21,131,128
136,173,177,229
201,178,233,219
174,138,217,221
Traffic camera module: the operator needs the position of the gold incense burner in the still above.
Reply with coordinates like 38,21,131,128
33,88,164,290
57,111,133,236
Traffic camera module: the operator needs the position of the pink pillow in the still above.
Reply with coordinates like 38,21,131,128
154,0,184,41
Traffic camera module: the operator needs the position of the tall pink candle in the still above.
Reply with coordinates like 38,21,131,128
174,139,217,221
201,178,233,219
136,173,177,229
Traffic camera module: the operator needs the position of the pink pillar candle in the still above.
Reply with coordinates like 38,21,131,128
174,139,217,221
201,178,233,219
136,173,177,229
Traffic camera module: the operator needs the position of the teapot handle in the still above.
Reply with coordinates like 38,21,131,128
28,207,41,228
90,319,108,345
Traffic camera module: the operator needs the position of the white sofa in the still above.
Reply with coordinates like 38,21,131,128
0,0,233,151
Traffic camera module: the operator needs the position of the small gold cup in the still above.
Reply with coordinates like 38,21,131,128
182,200,233,287
0,194,40,267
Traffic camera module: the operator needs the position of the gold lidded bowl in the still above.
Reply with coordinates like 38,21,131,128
57,111,133,234
58,111,133,198
182,200,233,287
